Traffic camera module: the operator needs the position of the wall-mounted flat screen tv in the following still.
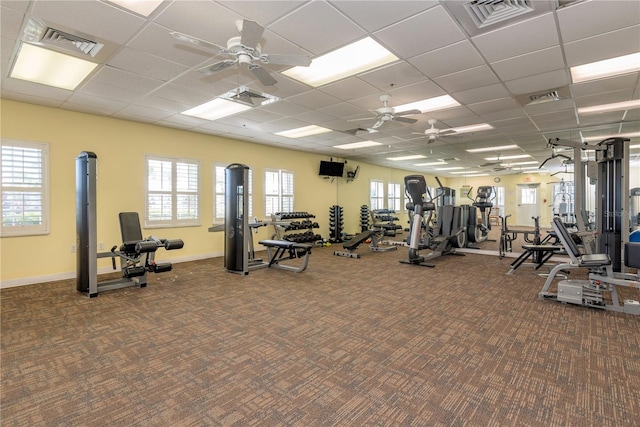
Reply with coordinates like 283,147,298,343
319,161,345,177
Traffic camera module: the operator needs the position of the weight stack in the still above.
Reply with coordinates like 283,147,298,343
329,205,344,243
360,205,370,232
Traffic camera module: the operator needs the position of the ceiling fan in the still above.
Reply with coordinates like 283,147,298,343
349,94,421,131
171,20,311,86
414,119,456,143
479,153,502,168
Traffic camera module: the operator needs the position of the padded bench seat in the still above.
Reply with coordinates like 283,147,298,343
258,239,313,273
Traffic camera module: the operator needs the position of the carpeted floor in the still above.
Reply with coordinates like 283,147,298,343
2,240,640,426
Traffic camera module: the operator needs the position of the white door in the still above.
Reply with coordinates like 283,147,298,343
516,184,540,226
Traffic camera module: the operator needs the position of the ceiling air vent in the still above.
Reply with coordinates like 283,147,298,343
22,17,106,58
515,86,571,107
220,86,280,107
464,0,535,28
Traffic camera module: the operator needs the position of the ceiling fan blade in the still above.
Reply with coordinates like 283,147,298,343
347,117,375,122
198,60,236,75
439,129,457,136
170,31,224,51
371,119,385,129
395,109,421,116
264,53,311,67
240,20,264,50
394,116,417,124
249,65,277,86
343,127,378,135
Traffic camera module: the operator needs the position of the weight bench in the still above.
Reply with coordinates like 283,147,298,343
506,244,562,275
258,239,312,273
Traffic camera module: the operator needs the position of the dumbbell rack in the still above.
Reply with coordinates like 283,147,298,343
360,205,370,232
329,205,344,243
371,209,403,236
271,211,322,244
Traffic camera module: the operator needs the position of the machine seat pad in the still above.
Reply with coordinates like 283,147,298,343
259,240,312,250
521,245,562,252
579,254,611,265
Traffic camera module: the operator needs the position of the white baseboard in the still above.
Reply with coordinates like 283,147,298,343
0,252,223,289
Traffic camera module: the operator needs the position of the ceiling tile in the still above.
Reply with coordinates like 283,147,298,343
409,41,485,79
471,12,559,63
557,0,640,43
357,62,426,91
217,1,306,26
374,6,466,58
268,1,365,55
108,47,189,82
131,23,213,67
504,69,568,95
434,65,499,93
330,0,438,32
571,73,639,98
491,46,565,82
564,25,640,67
319,77,380,102
467,97,521,115
453,83,510,105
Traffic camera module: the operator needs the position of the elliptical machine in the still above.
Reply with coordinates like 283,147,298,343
465,186,496,246
400,175,465,267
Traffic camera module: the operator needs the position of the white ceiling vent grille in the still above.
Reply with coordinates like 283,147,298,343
220,86,280,107
464,0,535,28
22,17,104,58
515,86,572,107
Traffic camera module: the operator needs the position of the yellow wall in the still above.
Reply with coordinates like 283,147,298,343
0,100,442,285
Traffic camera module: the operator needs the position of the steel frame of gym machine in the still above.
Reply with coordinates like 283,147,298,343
76,151,184,297
400,175,464,267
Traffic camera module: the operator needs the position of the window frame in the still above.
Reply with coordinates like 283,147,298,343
264,168,294,217
0,139,50,237
370,179,385,210
144,154,200,228
213,163,253,223
388,181,401,212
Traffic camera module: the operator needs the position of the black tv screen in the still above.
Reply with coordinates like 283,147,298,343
319,161,345,177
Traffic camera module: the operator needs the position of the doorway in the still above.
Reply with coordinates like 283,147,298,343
516,184,540,226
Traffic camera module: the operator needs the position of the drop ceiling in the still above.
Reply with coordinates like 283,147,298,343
1,0,639,176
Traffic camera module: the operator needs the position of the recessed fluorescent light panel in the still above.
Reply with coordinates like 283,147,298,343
106,0,164,16
334,140,382,149
10,43,97,90
466,144,519,153
182,98,252,121
631,144,640,149
283,37,398,87
464,174,489,177
276,125,332,138
434,167,464,171
485,154,532,160
414,161,448,166
581,131,640,142
578,99,640,114
450,123,493,134
386,155,426,161
501,161,538,166
395,95,460,114
571,52,640,84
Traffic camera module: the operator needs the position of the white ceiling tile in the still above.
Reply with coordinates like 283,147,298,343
131,23,212,67
288,90,342,110
108,47,189,82
319,77,380,102
434,65,499,93
557,0,640,43
564,25,640,67
504,69,568,95
217,1,306,26
578,111,625,126
575,89,634,108
571,73,639,97
31,0,145,44
1,5,26,38
330,1,438,32
93,66,164,93
77,80,143,103
387,81,446,104
453,83,510,105
409,41,485,79
471,12,559,63
523,98,576,116
374,6,466,58
467,97,521,115
357,62,426,91
491,46,565,81
149,84,214,106
63,94,127,115
114,105,171,122
268,2,366,55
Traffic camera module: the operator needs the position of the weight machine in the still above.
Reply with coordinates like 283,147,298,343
464,186,496,246
400,175,464,267
76,152,184,297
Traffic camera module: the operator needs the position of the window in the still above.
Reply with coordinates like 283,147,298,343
370,180,384,210
494,186,505,216
388,182,401,211
145,155,200,227
213,164,252,222
265,169,293,216
520,187,537,204
1,139,49,236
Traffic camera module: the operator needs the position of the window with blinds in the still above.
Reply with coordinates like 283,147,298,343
213,164,252,222
370,179,384,210
265,169,294,216
1,139,49,236
145,155,200,227
388,182,401,211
